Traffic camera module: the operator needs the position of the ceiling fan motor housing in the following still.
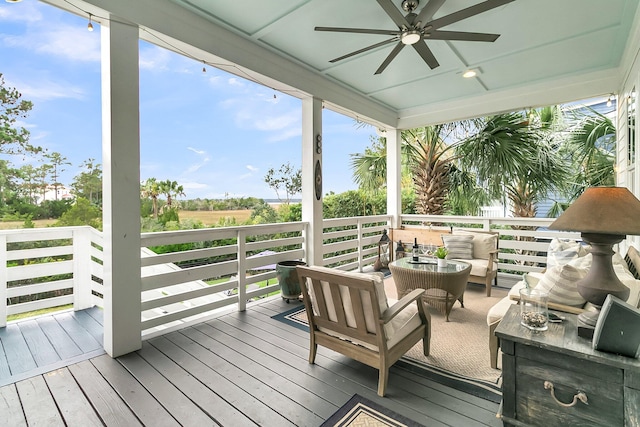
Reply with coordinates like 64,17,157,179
402,0,420,12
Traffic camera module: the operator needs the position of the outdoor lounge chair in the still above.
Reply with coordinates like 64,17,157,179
296,265,430,396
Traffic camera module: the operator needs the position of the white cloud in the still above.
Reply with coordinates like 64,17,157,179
182,146,210,174
181,182,209,190
228,77,244,87
246,165,258,172
139,45,172,71
12,78,85,102
0,3,43,23
219,94,301,141
4,24,101,62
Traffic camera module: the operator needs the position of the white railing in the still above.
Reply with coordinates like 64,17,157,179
399,214,581,281
0,214,583,331
0,226,104,327
139,222,305,336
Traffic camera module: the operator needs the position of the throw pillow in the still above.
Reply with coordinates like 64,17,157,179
442,234,473,259
535,263,588,307
546,238,589,269
624,246,640,280
452,230,498,260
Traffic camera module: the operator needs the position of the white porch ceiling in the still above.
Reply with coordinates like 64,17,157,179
46,0,640,128
168,0,640,128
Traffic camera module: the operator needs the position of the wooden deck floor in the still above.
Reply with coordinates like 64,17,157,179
0,298,502,426
0,307,105,388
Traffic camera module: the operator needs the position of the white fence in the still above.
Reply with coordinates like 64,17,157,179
0,226,104,328
0,214,582,332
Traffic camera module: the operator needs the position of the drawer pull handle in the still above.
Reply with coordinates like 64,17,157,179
544,381,588,407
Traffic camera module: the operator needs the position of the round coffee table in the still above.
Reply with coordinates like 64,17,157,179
389,257,471,321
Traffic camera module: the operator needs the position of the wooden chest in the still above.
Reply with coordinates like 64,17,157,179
495,305,640,426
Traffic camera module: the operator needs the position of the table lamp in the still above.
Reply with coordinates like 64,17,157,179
548,186,640,337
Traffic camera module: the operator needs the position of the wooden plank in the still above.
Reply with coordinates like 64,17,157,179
188,323,342,415
83,306,104,325
18,319,61,366
55,311,103,353
0,384,27,427
160,331,298,427
138,340,254,427
0,324,37,375
36,316,83,360
0,339,12,379
44,368,103,427
150,334,288,426
16,375,64,426
184,328,324,425
91,354,180,427
71,309,104,344
67,360,142,427
116,351,218,426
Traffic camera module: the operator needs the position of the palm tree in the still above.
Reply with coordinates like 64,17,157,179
562,107,616,199
141,178,160,219
405,125,457,215
455,111,567,218
159,179,185,210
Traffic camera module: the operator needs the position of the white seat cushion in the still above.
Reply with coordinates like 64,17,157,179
454,258,494,277
319,298,422,351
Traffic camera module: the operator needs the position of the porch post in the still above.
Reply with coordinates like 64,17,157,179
386,128,402,228
302,97,323,266
101,19,142,357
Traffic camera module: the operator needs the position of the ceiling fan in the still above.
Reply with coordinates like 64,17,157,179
315,0,514,75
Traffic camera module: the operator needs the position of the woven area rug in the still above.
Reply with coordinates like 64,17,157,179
320,394,426,427
272,280,508,402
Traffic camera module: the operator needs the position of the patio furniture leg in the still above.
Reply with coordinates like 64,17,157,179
489,320,499,369
378,367,389,396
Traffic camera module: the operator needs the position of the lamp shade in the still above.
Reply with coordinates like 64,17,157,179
548,187,640,235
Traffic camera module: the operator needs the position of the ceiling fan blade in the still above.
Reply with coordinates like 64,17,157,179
375,42,405,74
376,0,411,29
415,0,446,27
329,37,398,63
427,30,500,42
429,0,514,30
412,41,440,69
315,26,400,36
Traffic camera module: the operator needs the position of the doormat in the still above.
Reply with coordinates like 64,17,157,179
271,304,501,403
320,394,426,427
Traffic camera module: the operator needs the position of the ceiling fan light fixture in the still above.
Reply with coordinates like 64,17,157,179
401,30,421,45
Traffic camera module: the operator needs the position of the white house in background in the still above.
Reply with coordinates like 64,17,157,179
34,185,75,204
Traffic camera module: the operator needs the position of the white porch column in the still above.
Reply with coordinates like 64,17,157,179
101,19,142,357
386,128,402,228
302,97,323,266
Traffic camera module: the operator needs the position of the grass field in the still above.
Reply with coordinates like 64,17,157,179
0,210,252,230
178,210,252,226
0,219,57,230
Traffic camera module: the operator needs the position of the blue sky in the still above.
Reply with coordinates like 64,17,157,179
0,0,376,200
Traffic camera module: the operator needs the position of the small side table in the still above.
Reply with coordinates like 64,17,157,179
495,305,640,426
389,257,471,321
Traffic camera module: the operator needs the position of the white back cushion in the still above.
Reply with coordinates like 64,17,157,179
453,230,497,260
